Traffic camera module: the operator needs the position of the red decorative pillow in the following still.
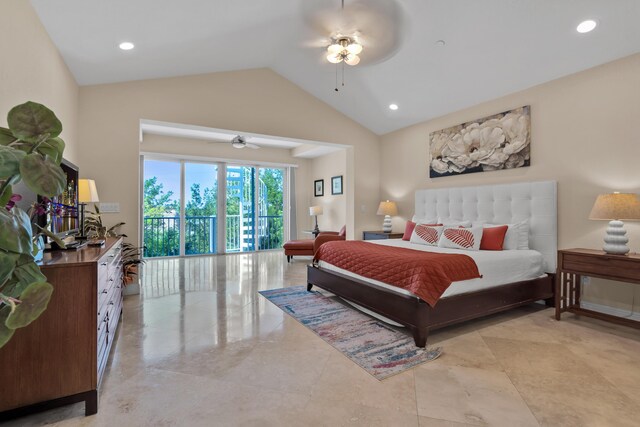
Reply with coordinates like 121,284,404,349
402,221,416,240
480,225,509,251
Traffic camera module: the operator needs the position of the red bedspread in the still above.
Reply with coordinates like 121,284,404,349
314,241,482,307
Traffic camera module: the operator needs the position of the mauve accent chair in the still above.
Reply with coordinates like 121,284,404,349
283,225,346,262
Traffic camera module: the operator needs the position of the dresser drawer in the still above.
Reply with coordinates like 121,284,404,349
98,276,117,314
562,253,640,281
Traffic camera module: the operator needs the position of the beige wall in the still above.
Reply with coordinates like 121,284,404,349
78,68,380,244
310,149,348,233
380,53,640,314
0,0,79,162
140,134,312,239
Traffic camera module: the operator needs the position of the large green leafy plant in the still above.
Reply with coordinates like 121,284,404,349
0,101,68,348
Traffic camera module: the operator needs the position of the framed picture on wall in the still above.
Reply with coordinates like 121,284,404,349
314,179,324,197
331,175,343,195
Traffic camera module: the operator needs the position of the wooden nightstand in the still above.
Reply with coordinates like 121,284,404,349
363,231,404,240
556,248,640,329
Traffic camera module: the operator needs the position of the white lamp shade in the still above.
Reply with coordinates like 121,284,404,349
309,205,323,216
589,193,640,220
376,200,398,216
78,179,100,203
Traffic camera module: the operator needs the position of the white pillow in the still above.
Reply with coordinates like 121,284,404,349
485,220,529,250
410,224,444,246
438,218,472,228
438,226,483,251
412,215,437,224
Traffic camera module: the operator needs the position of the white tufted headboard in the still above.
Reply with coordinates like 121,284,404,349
415,181,557,273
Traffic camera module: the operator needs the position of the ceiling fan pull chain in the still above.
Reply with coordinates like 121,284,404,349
335,63,339,92
342,62,345,87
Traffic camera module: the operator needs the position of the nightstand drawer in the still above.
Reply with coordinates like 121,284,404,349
363,231,404,240
562,253,640,281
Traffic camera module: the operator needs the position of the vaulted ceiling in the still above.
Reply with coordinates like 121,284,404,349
31,0,640,134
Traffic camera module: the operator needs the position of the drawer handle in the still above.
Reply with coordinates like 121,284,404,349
109,279,114,283
102,289,108,294
101,262,108,266
109,301,114,305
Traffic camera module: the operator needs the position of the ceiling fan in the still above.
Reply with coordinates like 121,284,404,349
301,0,405,67
230,135,260,149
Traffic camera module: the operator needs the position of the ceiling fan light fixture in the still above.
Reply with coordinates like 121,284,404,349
326,37,363,66
345,54,360,66
326,53,342,64
346,42,362,55
328,43,343,54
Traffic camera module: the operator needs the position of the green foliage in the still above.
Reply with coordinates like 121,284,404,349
4,282,53,329
84,205,127,239
0,101,66,349
144,177,178,217
259,168,284,216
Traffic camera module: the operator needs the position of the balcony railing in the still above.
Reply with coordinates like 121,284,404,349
143,215,283,257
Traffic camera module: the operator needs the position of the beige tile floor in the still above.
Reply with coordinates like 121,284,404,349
7,251,640,427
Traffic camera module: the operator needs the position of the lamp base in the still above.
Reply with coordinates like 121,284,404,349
382,215,392,233
602,220,630,255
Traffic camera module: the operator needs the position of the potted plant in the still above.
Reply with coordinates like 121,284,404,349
0,101,69,348
83,208,143,286
84,205,126,239
121,243,145,285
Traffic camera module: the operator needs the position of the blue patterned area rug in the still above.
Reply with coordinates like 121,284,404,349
259,285,442,380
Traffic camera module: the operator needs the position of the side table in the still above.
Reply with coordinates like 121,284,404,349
556,248,640,329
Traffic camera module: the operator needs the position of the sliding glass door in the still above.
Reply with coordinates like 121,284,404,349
258,168,284,250
143,159,180,257
226,165,255,252
185,162,218,255
142,158,286,258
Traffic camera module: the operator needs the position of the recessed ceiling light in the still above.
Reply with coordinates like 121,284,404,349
576,19,597,33
119,42,135,50
389,104,399,111
435,40,446,47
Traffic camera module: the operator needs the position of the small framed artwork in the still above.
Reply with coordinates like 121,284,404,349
314,179,324,197
331,175,343,195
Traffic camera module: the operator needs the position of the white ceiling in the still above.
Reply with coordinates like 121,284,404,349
31,0,640,135
140,119,346,158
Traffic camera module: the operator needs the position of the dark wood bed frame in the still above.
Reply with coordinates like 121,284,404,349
307,265,555,347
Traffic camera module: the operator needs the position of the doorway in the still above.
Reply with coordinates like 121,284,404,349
142,158,286,257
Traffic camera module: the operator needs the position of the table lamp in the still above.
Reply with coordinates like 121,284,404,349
78,179,100,239
589,192,640,255
309,205,323,234
377,200,398,233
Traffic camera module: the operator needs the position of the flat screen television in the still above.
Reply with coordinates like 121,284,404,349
13,158,80,238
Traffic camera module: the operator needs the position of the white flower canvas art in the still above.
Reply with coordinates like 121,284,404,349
429,106,531,178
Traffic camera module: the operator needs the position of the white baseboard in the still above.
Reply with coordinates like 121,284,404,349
579,301,640,321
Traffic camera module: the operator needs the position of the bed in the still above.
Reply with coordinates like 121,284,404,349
307,180,557,347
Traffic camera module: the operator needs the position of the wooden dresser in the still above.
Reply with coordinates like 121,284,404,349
0,237,124,420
